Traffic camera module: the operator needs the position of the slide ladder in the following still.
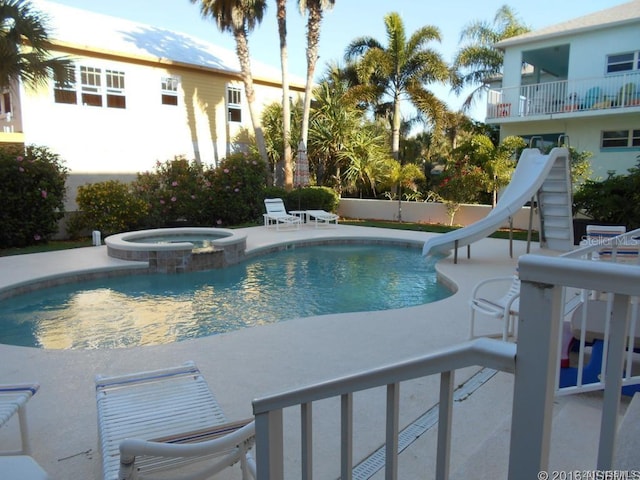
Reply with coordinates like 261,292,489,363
537,153,574,251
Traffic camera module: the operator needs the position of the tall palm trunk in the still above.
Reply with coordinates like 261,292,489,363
300,4,322,149
276,0,293,189
232,26,269,166
391,90,402,160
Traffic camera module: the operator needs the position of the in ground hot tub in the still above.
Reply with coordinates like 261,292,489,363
105,227,247,273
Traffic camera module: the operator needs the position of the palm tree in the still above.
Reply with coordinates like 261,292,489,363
452,5,530,110
190,0,269,165
0,0,70,90
308,79,361,188
344,12,450,161
298,0,335,150
275,0,292,189
340,124,389,198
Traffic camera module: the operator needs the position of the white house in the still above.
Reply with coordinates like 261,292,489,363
486,0,640,179
0,1,304,208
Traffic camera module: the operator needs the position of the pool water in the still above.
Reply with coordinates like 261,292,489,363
0,245,451,350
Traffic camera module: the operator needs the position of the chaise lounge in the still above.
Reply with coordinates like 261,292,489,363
263,198,301,230
95,362,256,480
305,210,339,228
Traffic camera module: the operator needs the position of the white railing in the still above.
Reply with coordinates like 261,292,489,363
487,71,640,119
252,239,640,478
252,339,516,479
556,228,640,399
513,251,640,473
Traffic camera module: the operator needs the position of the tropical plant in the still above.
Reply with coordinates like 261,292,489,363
260,98,303,173
340,124,391,198
298,0,335,149
453,134,526,206
0,0,70,90
190,0,269,166
379,159,425,221
452,5,530,110
308,79,362,188
573,161,640,230
275,0,293,189
436,158,489,225
0,144,67,247
344,12,450,160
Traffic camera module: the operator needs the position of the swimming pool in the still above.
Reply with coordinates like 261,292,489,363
0,244,451,350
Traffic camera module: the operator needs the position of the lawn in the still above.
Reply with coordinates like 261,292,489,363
0,220,538,257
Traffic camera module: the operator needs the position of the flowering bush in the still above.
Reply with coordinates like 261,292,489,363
203,152,268,226
72,180,148,236
0,145,68,247
435,158,488,225
134,156,208,226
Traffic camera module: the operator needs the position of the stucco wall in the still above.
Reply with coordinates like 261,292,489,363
337,198,538,231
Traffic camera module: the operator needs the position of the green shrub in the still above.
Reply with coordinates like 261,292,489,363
573,162,640,230
0,145,68,247
72,180,148,236
204,152,269,226
284,186,339,212
134,156,208,227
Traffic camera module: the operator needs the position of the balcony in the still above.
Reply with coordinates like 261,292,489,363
486,71,640,121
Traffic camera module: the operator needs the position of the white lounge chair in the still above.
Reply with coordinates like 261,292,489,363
263,198,301,230
469,275,520,341
0,383,39,455
306,209,339,228
96,362,256,480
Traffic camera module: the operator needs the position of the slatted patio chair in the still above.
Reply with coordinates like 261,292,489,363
96,362,255,480
0,383,39,455
263,198,301,230
305,209,339,228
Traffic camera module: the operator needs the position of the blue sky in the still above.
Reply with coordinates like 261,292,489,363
46,0,618,119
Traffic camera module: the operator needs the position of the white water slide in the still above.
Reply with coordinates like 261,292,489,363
422,147,574,259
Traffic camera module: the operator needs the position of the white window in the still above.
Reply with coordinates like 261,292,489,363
161,76,179,105
106,70,126,109
606,52,640,74
56,65,127,108
80,66,103,107
227,85,242,122
601,129,640,148
0,91,11,115
53,65,77,104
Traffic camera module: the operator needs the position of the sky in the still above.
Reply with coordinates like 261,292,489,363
45,0,619,120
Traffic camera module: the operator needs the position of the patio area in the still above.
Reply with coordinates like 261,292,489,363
0,225,612,479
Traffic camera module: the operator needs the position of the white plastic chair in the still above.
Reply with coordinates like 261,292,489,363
96,362,255,480
0,383,39,456
306,209,339,227
469,275,520,341
263,198,301,230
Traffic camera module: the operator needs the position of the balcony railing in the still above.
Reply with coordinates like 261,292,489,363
252,229,640,479
487,71,640,120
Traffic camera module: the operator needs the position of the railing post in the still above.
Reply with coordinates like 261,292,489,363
597,294,629,469
435,370,454,480
301,402,313,480
255,409,284,480
385,383,400,480
508,274,563,477
341,393,353,480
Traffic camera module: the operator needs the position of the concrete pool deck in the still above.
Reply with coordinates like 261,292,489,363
0,225,608,478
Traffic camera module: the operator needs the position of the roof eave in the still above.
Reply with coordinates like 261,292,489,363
494,17,640,51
